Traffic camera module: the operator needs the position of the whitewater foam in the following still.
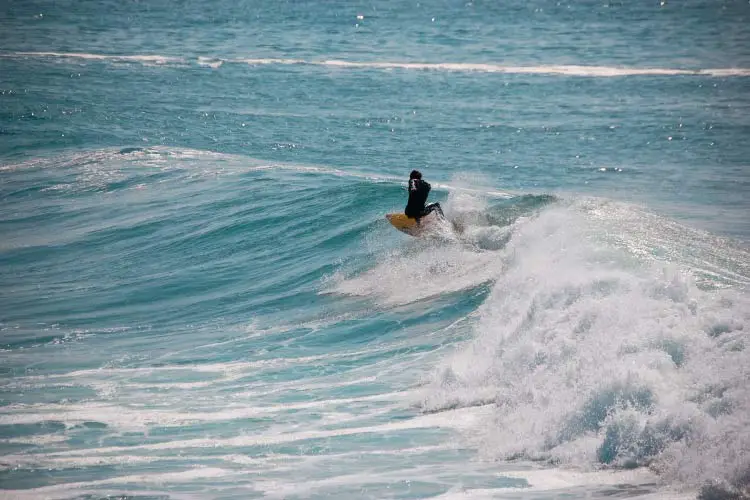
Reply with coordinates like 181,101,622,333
7,51,183,65
0,391,404,430
2,468,232,500
5,51,750,77
26,406,489,458
418,201,750,496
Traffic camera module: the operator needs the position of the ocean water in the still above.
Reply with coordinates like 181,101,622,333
1,0,750,498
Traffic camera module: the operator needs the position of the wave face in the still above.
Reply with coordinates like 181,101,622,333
2,1,750,498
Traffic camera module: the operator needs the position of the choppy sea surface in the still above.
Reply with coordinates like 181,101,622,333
1,1,749,498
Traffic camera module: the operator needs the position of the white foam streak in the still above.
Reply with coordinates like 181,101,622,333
196,56,223,69
434,469,693,500
0,445,454,475
46,406,490,457
0,391,403,428
0,434,69,446
9,51,183,65
239,57,307,66
2,468,232,500
4,51,749,77
308,60,750,77
230,57,750,77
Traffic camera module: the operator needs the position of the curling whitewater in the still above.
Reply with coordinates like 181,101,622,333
0,148,748,499
415,200,750,496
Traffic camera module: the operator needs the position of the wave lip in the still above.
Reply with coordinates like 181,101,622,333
3,51,749,77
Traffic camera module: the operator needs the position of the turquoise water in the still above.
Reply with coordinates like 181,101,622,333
1,1,749,498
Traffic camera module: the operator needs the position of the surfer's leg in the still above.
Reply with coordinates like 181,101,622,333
425,203,444,217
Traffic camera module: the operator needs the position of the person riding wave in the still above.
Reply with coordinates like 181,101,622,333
405,170,443,221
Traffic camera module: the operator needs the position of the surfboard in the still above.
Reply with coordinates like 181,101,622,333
385,212,443,237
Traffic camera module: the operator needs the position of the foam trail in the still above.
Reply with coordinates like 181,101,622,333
0,445,452,471
285,59,750,77
4,52,749,77
7,51,183,65
0,392,402,429
42,406,491,457
2,468,232,500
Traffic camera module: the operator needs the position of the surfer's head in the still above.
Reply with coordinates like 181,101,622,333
409,170,422,180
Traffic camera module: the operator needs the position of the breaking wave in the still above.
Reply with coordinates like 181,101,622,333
4,51,750,77
414,199,750,498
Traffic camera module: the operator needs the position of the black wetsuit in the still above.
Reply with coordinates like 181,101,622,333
405,178,443,219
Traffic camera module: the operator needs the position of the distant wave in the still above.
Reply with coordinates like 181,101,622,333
5,51,181,65
4,51,750,77
239,58,750,77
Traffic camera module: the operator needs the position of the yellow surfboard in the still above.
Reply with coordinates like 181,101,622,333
385,212,443,237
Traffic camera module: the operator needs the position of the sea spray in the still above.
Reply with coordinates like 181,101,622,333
419,202,749,496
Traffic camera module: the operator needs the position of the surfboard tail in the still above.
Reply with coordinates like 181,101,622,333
386,212,447,237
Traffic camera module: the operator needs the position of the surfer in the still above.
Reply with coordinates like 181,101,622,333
405,170,443,222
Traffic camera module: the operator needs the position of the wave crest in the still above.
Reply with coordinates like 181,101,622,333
4,52,749,77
